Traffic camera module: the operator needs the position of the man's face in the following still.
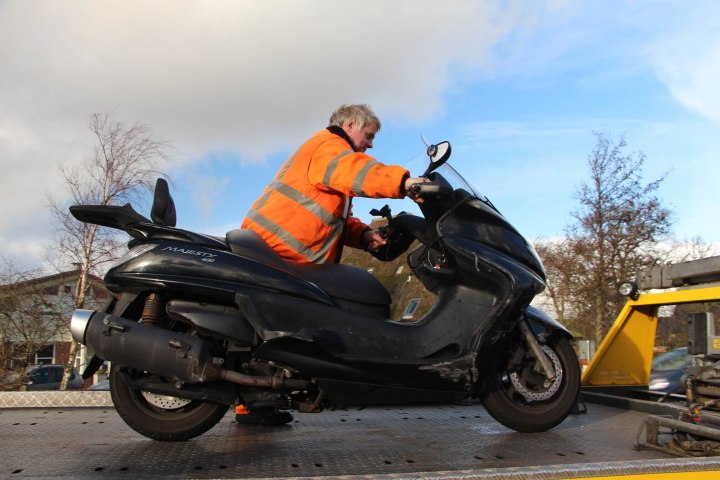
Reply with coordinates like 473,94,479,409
344,121,377,153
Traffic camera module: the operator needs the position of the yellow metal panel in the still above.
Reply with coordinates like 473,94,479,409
631,286,720,306
582,286,720,386
582,303,658,385
565,472,720,480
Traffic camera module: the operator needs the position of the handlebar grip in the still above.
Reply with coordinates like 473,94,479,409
378,225,389,239
412,183,445,195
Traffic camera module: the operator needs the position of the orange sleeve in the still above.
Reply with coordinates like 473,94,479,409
307,136,409,199
343,216,371,249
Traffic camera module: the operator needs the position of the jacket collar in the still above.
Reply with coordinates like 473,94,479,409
327,125,358,152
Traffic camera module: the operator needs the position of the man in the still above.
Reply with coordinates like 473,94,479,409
235,104,426,425
241,103,425,263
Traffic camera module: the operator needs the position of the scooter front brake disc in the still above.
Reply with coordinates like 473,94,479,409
509,345,563,402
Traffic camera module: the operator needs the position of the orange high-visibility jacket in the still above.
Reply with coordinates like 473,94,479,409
242,128,409,264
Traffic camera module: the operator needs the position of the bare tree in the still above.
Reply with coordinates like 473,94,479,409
0,259,67,389
534,237,589,336
656,236,719,264
568,132,672,343
47,113,170,389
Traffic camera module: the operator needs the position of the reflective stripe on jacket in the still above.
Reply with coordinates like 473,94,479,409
241,128,409,264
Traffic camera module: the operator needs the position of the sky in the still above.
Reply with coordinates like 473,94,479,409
1,0,719,272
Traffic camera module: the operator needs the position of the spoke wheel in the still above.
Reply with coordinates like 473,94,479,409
110,366,229,442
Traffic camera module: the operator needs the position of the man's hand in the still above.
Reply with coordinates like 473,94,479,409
362,229,387,252
404,177,429,203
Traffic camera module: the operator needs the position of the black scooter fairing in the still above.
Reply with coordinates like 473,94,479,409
106,231,394,315
104,239,334,306
437,193,546,280
239,241,544,393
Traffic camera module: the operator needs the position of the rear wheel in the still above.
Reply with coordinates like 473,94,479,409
110,367,229,441
482,334,580,432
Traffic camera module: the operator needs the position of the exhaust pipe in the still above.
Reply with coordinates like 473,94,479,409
71,309,223,383
70,310,310,390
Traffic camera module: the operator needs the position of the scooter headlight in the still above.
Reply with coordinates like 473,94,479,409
112,244,156,269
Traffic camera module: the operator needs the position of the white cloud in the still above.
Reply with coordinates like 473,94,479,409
648,17,720,124
0,1,514,159
1,0,535,268
188,174,229,226
4,0,718,270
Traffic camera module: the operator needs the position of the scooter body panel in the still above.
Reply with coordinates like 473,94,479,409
104,239,333,305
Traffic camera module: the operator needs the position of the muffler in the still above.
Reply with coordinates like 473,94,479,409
70,309,310,390
71,309,223,383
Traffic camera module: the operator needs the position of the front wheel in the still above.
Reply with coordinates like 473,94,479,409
109,366,229,441
482,335,580,432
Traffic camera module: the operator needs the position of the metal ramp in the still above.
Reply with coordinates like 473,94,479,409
3,402,720,479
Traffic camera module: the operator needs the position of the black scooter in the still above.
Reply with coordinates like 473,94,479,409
70,140,580,441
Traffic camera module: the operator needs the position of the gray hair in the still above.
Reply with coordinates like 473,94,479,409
328,104,381,131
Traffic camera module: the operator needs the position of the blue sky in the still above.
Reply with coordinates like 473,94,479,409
1,1,719,270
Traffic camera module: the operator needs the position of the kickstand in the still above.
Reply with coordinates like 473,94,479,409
572,394,587,415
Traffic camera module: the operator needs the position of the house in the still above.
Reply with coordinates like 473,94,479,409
0,269,110,371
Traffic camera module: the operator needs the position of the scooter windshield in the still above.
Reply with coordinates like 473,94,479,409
433,162,501,215
434,162,482,198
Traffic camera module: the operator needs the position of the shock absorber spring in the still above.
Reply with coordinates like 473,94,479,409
141,293,165,326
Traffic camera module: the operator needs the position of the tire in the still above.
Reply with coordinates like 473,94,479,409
482,334,580,433
109,366,229,441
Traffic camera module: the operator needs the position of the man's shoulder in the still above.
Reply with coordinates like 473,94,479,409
306,128,351,151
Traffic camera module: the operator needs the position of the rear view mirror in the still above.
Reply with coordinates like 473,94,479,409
422,141,451,177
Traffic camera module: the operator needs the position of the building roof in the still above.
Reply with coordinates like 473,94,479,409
0,269,107,296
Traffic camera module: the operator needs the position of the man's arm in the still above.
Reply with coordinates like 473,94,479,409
307,138,409,199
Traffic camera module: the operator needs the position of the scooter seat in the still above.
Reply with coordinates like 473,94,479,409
226,229,391,307
226,228,289,270
286,262,391,307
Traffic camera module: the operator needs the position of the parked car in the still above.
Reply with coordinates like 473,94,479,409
648,347,692,394
23,364,83,391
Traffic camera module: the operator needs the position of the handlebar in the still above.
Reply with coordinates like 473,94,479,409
410,178,453,196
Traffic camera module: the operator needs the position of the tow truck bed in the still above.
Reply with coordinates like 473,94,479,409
3,398,720,479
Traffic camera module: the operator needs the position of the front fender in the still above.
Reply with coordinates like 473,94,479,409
525,305,573,339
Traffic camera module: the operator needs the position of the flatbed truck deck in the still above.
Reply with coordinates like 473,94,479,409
8,258,720,479
3,398,720,480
